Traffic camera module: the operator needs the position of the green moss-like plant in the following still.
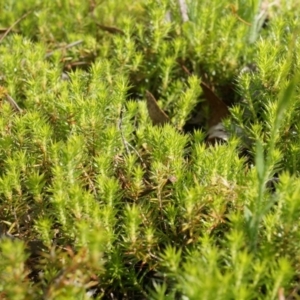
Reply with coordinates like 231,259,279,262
1,0,300,299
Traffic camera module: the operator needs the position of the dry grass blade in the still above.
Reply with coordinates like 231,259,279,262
97,23,125,35
229,4,252,26
0,87,22,113
145,91,170,126
0,28,18,35
0,10,33,43
6,94,23,113
45,40,84,58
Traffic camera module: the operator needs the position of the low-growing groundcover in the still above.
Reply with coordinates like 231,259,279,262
1,0,300,299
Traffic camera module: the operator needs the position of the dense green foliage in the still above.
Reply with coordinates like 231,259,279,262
1,0,300,299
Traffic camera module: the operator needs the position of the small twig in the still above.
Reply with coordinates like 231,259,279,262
96,23,125,35
45,40,84,58
0,10,33,43
127,142,148,170
178,61,192,76
286,285,300,300
6,94,23,113
62,40,84,50
156,180,169,232
13,209,20,234
0,223,16,240
0,28,17,34
229,4,252,26
177,0,189,22
118,107,130,155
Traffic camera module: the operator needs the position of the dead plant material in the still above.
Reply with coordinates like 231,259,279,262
0,86,22,113
96,23,125,35
229,4,252,26
200,81,229,127
0,28,18,36
178,62,229,127
178,61,229,143
45,40,84,58
145,90,170,126
6,94,23,113
0,10,33,43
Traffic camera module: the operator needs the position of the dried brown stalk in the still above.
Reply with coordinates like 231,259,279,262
45,40,84,58
0,10,33,43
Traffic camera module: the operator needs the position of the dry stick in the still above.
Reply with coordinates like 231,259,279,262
229,4,252,26
0,10,33,43
97,23,125,35
287,286,300,300
177,0,189,22
118,107,130,155
6,94,22,113
45,40,84,58
0,28,17,36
